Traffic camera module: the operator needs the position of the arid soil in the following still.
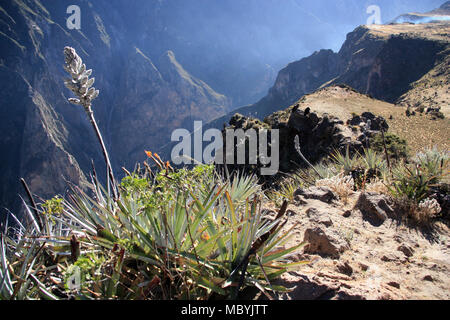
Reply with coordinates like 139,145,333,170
263,188,450,300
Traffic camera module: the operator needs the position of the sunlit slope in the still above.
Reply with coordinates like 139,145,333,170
289,85,449,153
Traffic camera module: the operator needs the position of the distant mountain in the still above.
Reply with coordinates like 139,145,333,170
392,1,450,24
110,49,228,170
215,17,450,122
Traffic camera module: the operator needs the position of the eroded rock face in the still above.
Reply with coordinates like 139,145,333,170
110,50,229,169
226,22,450,120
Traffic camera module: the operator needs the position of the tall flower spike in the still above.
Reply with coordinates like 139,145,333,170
63,46,117,199
63,46,100,112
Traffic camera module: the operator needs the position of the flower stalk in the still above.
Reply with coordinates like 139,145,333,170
63,46,117,198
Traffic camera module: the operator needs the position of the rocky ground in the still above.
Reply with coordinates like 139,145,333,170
263,187,450,300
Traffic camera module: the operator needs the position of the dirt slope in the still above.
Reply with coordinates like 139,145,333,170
290,85,449,154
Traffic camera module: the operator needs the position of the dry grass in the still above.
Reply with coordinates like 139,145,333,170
366,22,450,42
316,174,354,205
364,179,389,194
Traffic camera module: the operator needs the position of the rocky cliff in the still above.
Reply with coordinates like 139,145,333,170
228,21,450,120
111,49,228,169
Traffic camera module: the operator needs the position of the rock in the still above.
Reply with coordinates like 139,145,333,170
342,210,352,218
381,253,400,262
276,272,365,300
303,226,349,258
422,275,434,282
336,261,353,276
276,273,340,300
387,281,401,289
348,112,389,132
286,209,297,217
306,208,333,227
359,263,369,272
354,192,395,226
348,115,363,126
361,112,376,120
397,244,415,258
295,186,337,204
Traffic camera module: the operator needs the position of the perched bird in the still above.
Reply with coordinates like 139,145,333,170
304,107,311,116
292,104,299,113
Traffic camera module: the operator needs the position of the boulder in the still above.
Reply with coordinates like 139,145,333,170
295,186,337,204
397,244,415,258
335,261,353,276
306,207,333,227
354,192,395,226
303,226,349,258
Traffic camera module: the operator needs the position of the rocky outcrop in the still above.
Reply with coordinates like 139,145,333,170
303,227,349,258
354,192,396,226
222,102,387,177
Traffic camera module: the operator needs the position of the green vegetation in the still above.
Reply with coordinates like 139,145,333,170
389,148,448,203
370,132,408,161
269,145,448,226
0,162,305,300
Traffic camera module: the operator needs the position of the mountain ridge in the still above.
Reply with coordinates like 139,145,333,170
212,20,450,123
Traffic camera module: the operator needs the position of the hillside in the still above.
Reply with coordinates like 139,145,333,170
288,85,450,154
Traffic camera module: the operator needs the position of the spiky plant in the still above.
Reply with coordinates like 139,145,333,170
413,147,449,185
331,146,361,175
1,159,305,300
361,148,385,173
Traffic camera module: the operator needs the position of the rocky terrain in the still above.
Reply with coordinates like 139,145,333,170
222,85,449,178
264,187,450,300
283,85,450,153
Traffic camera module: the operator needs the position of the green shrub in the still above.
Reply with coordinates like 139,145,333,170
370,132,408,161
389,163,433,203
331,147,361,175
